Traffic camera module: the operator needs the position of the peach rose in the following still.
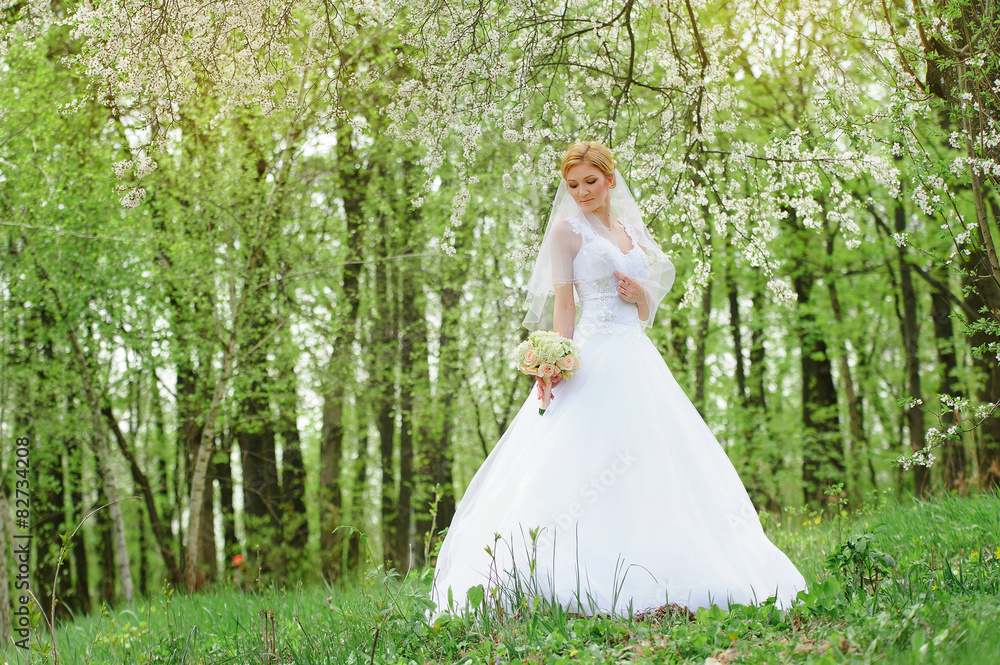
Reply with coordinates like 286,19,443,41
557,355,577,371
523,348,538,366
537,362,556,378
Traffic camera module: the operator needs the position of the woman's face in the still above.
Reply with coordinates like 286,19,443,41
565,163,613,216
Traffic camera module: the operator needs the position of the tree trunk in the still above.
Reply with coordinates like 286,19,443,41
185,338,236,592
154,186,215,588
823,219,868,503
29,306,71,620
139,509,149,597
270,259,307,563
102,405,182,584
34,449,70,618
920,0,1000,489
182,89,297,592
64,320,135,603
396,266,429,574
217,429,239,565
727,264,747,407
964,245,1000,491
278,372,308,555
176,352,202,581
433,283,462,535
375,219,400,569
894,200,929,495
669,312,690,387
396,352,415,573
186,429,215,592
199,475,218,582
346,433,370,571
319,122,367,576
30,263,135,602
95,474,117,605
726,249,779,511
320,393,347,574
66,437,92,615
789,208,844,507
237,301,281,576
931,265,967,492
798,336,844,506
748,282,767,412
827,278,868,501
694,267,713,417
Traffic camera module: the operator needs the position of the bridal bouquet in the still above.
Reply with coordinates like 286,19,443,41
515,331,581,415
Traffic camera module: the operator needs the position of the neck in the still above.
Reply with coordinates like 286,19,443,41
590,206,612,228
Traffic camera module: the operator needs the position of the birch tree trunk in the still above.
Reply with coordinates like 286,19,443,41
185,69,307,589
396,246,428,573
185,341,235,591
319,120,367,576
63,310,135,602
27,245,135,602
102,406,182,584
87,405,135,603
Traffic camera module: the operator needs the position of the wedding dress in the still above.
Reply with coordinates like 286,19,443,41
429,208,808,617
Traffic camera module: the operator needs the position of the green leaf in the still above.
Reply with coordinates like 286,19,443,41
466,584,484,610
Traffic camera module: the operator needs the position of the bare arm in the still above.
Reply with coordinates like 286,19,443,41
552,282,576,339
636,289,650,322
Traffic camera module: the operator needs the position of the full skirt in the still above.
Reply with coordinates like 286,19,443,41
430,330,808,616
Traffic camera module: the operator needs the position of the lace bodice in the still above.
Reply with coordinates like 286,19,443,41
565,215,649,340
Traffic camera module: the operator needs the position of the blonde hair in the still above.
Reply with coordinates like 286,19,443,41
560,141,616,179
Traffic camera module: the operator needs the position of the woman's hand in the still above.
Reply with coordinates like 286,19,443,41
536,375,563,400
613,271,651,321
613,271,644,304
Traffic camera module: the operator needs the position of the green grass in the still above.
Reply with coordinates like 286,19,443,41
4,491,999,664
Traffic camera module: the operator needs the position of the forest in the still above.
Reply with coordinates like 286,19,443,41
0,0,998,650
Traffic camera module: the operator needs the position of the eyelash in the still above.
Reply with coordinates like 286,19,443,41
569,180,598,189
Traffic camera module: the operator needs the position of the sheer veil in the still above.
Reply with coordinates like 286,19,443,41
522,169,676,331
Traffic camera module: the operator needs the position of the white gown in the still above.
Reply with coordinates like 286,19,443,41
430,213,808,617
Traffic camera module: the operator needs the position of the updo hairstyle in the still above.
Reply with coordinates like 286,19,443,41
560,141,616,180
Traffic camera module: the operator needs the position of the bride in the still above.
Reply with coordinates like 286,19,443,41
430,141,807,617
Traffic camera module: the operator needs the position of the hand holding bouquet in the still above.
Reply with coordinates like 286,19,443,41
515,331,581,415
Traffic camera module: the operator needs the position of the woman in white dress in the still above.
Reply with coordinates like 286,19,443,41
430,141,807,618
